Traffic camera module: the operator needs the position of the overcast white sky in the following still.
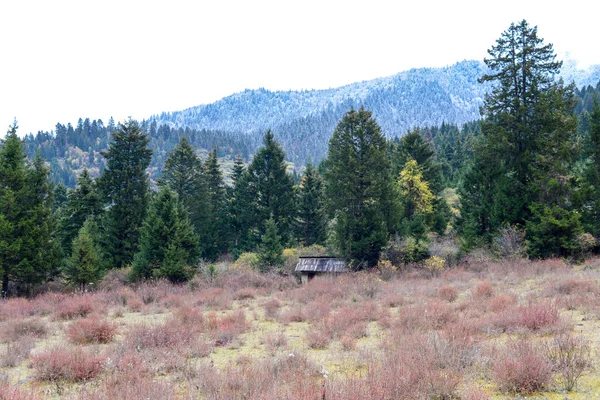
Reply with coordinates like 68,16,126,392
1,0,598,136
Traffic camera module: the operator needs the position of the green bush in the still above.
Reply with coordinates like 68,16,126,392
526,204,583,259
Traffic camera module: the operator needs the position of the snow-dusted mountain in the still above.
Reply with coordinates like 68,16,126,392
151,59,599,164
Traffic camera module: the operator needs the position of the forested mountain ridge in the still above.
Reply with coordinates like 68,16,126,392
151,59,600,162
23,59,600,186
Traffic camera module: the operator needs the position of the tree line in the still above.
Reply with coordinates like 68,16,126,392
2,19,600,295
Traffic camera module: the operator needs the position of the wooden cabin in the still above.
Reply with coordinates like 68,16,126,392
295,256,348,284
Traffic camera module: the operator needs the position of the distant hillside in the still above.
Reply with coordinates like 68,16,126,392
151,60,488,163
151,59,600,164
24,59,600,186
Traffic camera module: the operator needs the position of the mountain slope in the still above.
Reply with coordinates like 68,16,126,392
152,59,599,164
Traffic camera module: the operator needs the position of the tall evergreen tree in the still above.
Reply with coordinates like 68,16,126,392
461,20,579,253
581,99,600,236
160,136,209,243
99,119,152,269
57,169,103,255
131,186,199,282
324,108,394,268
247,131,296,245
0,123,27,294
297,163,326,246
202,148,228,260
0,124,59,294
227,155,253,256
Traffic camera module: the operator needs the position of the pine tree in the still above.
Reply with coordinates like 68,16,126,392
57,169,103,255
66,219,103,292
160,136,209,245
297,163,326,246
99,119,152,269
324,107,394,268
247,131,296,245
203,148,228,260
256,216,285,272
131,186,199,282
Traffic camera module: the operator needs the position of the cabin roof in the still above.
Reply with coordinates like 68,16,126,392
295,257,348,273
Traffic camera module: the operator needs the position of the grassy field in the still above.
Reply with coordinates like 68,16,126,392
2,256,600,399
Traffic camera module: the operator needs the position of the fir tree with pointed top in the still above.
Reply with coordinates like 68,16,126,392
247,131,296,245
202,147,228,260
256,216,285,272
58,169,103,255
66,219,103,292
324,108,394,268
227,154,253,256
0,123,60,294
297,163,326,246
160,136,209,242
131,186,199,282
99,119,152,269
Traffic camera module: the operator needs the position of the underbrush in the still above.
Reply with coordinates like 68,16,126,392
0,259,599,398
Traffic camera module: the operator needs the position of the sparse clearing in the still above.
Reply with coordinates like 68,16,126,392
2,258,600,399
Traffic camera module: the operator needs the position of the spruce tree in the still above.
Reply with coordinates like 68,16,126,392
461,20,579,255
160,137,209,247
0,124,28,294
297,163,326,246
99,119,152,269
66,219,103,292
247,131,296,245
581,99,600,236
203,148,228,260
227,155,253,256
256,216,285,272
0,125,59,294
131,186,199,282
324,107,393,268
57,169,103,255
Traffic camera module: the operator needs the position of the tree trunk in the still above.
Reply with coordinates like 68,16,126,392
2,272,9,297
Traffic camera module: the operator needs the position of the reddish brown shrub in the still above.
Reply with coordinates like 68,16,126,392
380,292,405,308
124,321,194,350
262,298,281,320
546,333,592,391
548,278,596,296
262,331,288,353
305,324,333,349
55,294,97,320
277,306,306,324
31,346,105,382
0,337,36,368
472,280,494,300
517,301,560,331
67,318,117,344
233,287,259,300
438,285,458,302
1,318,48,342
205,310,249,346
196,288,232,310
493,339,552,394
489,294,516,312
0,382,41,400
174,304,204,326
